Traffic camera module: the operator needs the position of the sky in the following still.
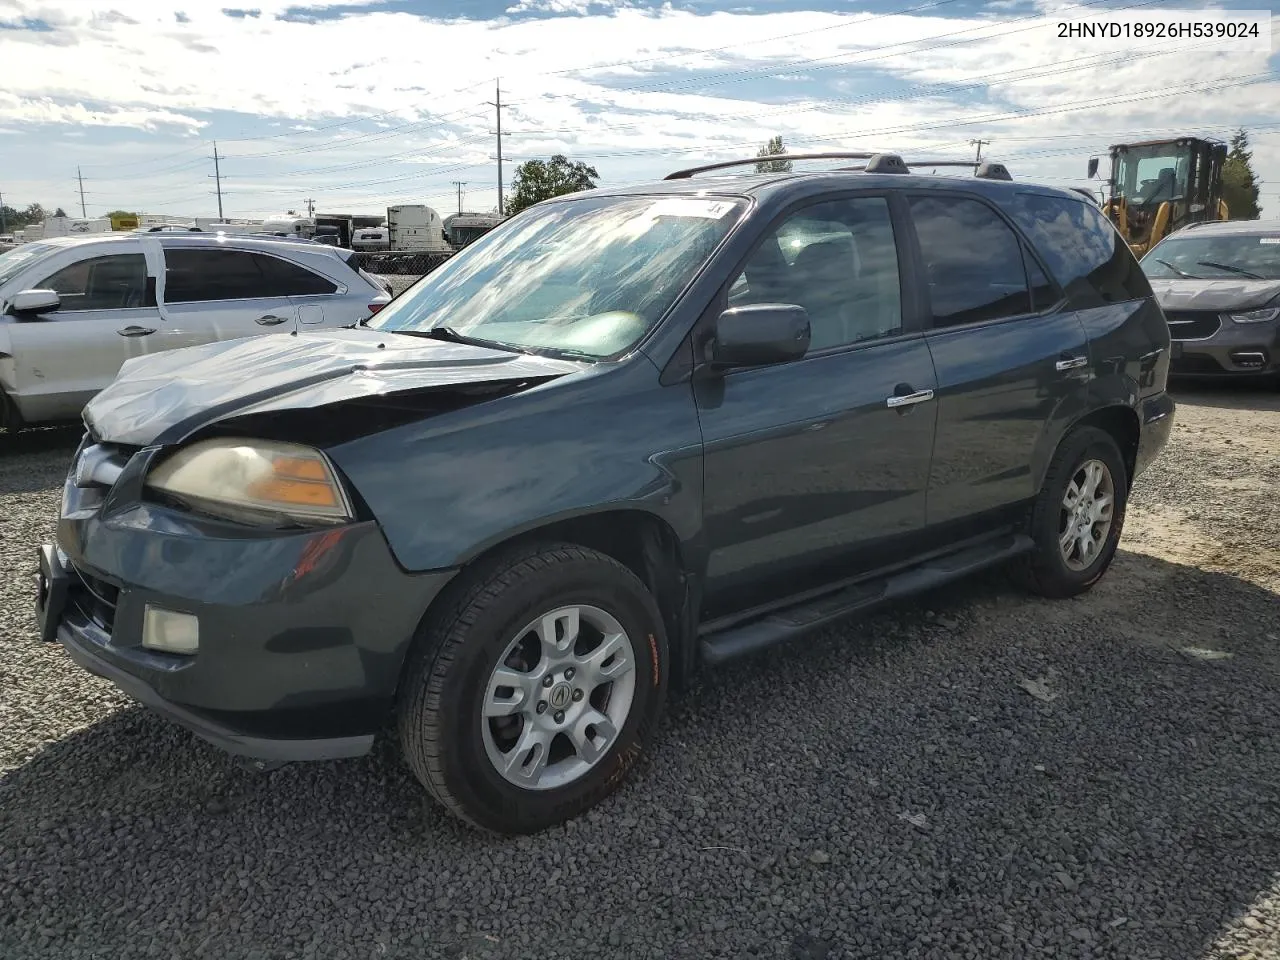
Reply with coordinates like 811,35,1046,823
0,0,1276,222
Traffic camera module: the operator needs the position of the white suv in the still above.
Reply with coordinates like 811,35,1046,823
0,233,391,430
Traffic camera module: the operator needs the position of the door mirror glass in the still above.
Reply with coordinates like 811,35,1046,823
9,289,61,316
1087,157,1100,179
712,303,810,368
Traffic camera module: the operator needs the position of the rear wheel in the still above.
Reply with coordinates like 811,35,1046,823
1013,426,1128,599
397,543,668,834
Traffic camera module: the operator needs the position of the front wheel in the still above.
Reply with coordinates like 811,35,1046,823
397,543,668,834
1013,426,1129,599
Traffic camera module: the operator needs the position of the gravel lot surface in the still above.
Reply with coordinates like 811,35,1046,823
2,386,1278,960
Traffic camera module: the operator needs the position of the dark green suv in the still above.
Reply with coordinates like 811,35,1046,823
37,153,1174,834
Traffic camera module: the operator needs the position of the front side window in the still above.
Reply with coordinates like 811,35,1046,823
1142,232,1280,281
727,197,903,350
38,253,150,311
908,195,1030,327
367,194,746,359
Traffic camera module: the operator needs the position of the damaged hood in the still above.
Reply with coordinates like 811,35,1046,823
1148,277,1280,312
84,328,588,446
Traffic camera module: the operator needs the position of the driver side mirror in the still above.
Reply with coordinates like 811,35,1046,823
1087,157,1100,179
711,303,810,368
8,289,60,318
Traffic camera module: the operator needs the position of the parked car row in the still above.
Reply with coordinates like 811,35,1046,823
0,233,391,430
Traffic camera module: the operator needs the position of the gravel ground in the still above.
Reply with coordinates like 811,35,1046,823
1,386,1278,960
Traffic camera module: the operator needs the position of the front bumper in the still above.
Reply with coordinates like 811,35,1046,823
37,482,456,762
1169,323,1280,378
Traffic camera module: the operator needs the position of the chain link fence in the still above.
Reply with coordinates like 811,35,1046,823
350,251,453,276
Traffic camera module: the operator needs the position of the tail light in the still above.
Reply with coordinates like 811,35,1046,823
368,302,385,316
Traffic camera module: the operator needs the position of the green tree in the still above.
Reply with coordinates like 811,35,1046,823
1222,128,1262,220
105,209,137,219
755,135,793,174
23,203,46,224
52,206,68,218
505,155,599,216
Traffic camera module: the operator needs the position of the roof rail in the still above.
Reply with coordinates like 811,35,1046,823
664,152,875,180
664,152,1014,182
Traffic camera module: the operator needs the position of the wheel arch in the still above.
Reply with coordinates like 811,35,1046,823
1068,404,1141,484
401,508,699,701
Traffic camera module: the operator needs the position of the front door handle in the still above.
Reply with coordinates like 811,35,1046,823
885,388,935,409
1055,354,1088,371
256,314,289,326
117,325,156,337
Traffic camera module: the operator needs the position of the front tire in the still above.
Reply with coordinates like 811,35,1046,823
397,543,668,834
1014,426,1128,599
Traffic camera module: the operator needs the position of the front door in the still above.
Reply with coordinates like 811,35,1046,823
903,193,1091,533
696,195,938,619
7,245,159,422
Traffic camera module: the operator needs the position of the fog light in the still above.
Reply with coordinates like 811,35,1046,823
142,605,200,655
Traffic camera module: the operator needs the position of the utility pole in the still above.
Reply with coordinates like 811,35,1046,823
210,142,224,220
969,139,991,168
0,189,6,234
77,167,87,218
451,181,467,214
304,198,315,217
487,81,509,216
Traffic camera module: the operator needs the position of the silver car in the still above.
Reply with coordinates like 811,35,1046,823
0,233,392,429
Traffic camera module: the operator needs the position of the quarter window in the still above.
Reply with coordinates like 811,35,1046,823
164,249,336,303
38,254,151,311
1010,193,1153,306
908,196,1031,327
727,197,903,351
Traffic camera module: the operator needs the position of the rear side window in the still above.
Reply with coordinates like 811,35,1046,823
1010,193,1153,306
907,195,1031,327
164,249,337,302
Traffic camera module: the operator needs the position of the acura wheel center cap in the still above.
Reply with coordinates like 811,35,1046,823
548,682,573,711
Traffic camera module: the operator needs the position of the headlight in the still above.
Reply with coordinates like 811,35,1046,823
146,438,353,525
1224,307,1280,324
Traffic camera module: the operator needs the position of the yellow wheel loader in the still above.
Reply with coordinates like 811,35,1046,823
1088,137,1229,257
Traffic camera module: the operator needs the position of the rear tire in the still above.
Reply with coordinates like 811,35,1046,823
397,543,668,834
1013,426,1128,599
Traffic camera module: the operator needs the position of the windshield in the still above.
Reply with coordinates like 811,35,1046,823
0,242,58,286
367,194,746,359
1142,233,1280,280
1113,145,1189,208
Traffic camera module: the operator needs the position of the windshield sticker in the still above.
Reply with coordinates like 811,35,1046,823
648,198,737,220
1260,238,1280,244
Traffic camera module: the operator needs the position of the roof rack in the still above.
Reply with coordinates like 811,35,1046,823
664,152,1013,182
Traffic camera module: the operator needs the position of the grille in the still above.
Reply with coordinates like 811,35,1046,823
1164,310,1221,341
1170,354,1225,375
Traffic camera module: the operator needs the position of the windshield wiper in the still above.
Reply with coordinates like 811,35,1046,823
1152,258,1200,279
392,325,538,355
1195,260,1265,280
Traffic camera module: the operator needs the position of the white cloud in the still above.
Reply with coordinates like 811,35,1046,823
0,0,1274,218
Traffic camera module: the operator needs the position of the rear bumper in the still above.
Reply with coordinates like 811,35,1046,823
1134,391,1175,480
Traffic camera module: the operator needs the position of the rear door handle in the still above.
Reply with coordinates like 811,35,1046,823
117,325,156,337
256,315,289,326
885,388,935,409
1055,354,1088,371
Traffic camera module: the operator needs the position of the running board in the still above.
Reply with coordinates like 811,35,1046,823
698,533,1035,666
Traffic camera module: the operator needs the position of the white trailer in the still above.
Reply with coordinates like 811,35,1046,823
387,205,450,253
41,217,112,238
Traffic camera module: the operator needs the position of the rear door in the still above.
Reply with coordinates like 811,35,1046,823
159,246,300,347
905,192,1090,534
6,242,158,421
696,194,939,618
